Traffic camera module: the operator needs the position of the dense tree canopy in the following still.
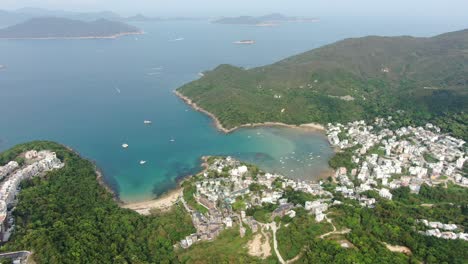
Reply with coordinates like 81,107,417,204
178,29,468,140
0,141,195,264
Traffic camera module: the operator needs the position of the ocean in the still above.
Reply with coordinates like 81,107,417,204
1,17,466,201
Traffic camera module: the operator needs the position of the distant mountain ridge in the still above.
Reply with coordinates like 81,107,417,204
177,29,468,138
126,14,162,22
0,8,199,27
0,17,142,39
0,8,123,27
212,13,319,25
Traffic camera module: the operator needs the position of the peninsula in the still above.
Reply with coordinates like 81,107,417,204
176,29,468,140
174,90,325,133
0,17,142,39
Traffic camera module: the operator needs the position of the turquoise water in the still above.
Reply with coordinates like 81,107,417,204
1,18,467,201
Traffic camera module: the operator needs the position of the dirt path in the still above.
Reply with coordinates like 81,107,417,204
384,243,412,255
285,252,303,264
320,216,351,239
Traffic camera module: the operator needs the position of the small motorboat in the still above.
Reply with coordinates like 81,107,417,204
140,160,147,165
122,143,129,149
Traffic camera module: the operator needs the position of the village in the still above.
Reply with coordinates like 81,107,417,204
179,156,332,249
327,117,467,240
179,116,467,250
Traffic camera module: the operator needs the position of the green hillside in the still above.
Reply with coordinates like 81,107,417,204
0,141,195,264
177,29,468,138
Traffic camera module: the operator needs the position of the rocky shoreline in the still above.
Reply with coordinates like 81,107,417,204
174,90,326,134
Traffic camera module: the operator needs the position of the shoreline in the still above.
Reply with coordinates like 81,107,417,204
95,168,122,203
121,155,333,215
122,187,183,215
174,90,326,134
0,31,144,40
112,91,334,214
121,156,211,215
63,144,122,203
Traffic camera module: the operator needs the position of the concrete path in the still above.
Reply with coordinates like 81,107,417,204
270,222,286,264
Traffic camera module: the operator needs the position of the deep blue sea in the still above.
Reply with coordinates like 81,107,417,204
1,17,467,201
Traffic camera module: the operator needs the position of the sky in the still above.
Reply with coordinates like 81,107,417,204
1,0,468,18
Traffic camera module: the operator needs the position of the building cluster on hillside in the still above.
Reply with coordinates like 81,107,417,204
328,117,466,205
0,150,64,242
180,156,331,248
180,210,227,249
417,219,467,241
179,116,467,249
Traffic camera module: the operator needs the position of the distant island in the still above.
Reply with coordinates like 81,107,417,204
0,17,143,39
177,29,468,140
0,8,203,28
0,8,123,27
212,13,319,26
125,14,162,22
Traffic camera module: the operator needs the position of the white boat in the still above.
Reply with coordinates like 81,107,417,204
122,143,129,148
144,120,152,124
140,160,147,165
170,139,176,142
147,72,161,76
233,40,255,45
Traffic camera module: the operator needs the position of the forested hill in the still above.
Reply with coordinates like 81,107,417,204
0,141,195,263
0,17,141,39
177,29,468,139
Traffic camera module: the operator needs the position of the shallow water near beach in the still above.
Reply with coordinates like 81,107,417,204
1,17,466,201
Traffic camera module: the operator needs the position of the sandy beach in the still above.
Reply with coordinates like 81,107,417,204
174,90,326,134
122,187,183,215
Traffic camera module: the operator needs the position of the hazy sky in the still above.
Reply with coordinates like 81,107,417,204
1,0,468,17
